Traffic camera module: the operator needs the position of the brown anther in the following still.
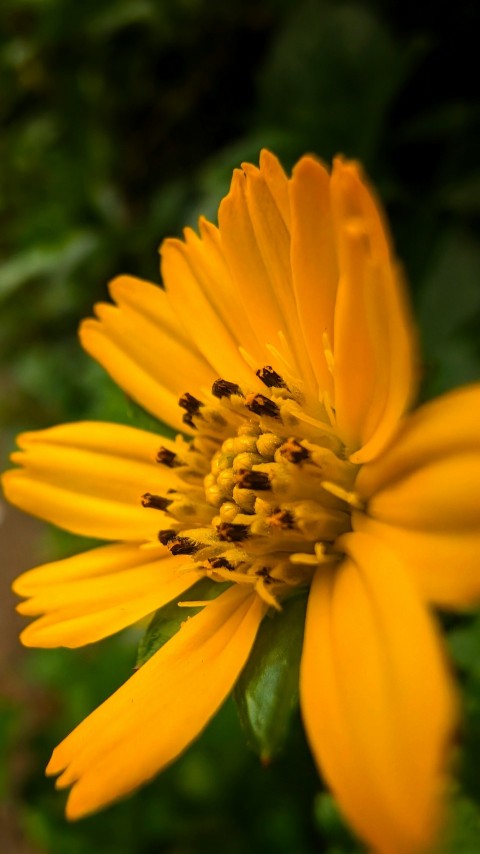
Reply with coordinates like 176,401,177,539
209,556,234,571
141,493,172,511
156,446,180,467
217,522,249,542
234,469,271,491
212,378,244,399
245,393,280,419
178,392,203,415
168,536,199,556
256,366,288,389
158,529,176,545
182,413,196,429
268,508,295,529
279,438,310,464
256,566,275,584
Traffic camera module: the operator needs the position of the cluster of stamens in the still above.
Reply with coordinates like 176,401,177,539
141,367,360,608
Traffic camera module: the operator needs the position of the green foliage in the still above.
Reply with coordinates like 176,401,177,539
234,594,306,762
1,0,480,851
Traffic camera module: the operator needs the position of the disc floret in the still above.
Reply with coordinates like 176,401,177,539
145,368,359,607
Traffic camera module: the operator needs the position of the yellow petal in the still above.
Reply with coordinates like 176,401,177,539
354,513,480,608
289,155,337,395
301,532,456,854
258,149,290,228
2,422,181,541
330,159,418,462
47,585,266,818
218,157,315,390
160,232,257,386
354,385,480,606
358,383,480,496
367,452,480,531
80,275,215,432
13,542,199,647
14,541,154,595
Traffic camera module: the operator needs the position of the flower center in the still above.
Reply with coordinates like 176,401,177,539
144,368,360,608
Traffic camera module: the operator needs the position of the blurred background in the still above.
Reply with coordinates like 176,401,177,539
1,0,480,851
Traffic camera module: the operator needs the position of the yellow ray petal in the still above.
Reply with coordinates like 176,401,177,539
16,550,199,648
13,541,159,595
80,319,189,433
330,159,418,462
357,383,480,496
258,149,290,228
301,532,456,854
2,422,181,541
289,155,337,395
218,161,315,390
94,298,214,399
356,387,480,558
161,235,257,386
189,218,267,368
46,585,266,818
109,275,196,350
79,275,215,432
242,159,317,390
354,513,480,609
367,453,480,531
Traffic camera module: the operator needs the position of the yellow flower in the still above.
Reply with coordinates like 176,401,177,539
3,150,480,852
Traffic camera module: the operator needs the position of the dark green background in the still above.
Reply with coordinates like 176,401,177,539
1,0,480,851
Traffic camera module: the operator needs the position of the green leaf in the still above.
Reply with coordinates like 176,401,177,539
417,228,480,397
234,593,307,763
136,579,229,668
447,614,480,679
438,790,480,854
314,792,362,852
257,1,421,165
0,231,98,301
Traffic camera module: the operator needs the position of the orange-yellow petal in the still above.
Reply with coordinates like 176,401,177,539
357,383,480,496
47,584,266,819
13,541,152,594
330,159,418,462
355,384,480,606
301,532,456,854
289,155,338,395
13,542,200,648
218,153,316,391
354,514,480,609
160,231,257,387
80,275,215,433
2,422,182,541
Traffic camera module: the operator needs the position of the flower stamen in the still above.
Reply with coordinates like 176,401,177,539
212,379,244,399
141,493,172,511
245,393,281,419
256,366,288,390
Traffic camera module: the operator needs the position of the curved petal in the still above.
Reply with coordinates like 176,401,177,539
160,231,258,387
79,276,215,432
366,453,480,531
330,159,418,462
355,385,480,607
13,542,200,648
289,155,337,396
354,514,480,609
357,384,480,495
161,151,310,391
301,532,456,854
47,585,266,819
2,422,182,541
218,152,316,391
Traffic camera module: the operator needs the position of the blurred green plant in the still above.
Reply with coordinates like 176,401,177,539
1,0,480,851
